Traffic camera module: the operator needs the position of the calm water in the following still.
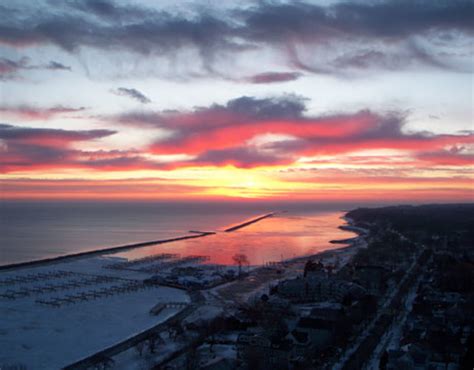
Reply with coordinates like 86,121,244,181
0,201,356,266
112,211,356,265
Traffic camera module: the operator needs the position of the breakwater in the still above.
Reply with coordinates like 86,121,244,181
0,232,215,272
1,212,277,272
224,212,275,232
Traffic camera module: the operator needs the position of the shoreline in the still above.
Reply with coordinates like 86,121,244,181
281,213,368,265
328,214,368,245
212,213,369,305
0,209,367,368
0,210,360,273
0,212,278,272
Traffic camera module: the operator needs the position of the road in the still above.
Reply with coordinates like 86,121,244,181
332,244,428,370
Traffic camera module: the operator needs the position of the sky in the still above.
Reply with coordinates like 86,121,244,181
0,0,473,202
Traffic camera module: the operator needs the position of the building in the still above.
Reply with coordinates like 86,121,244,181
237,333,292,370
292,317,336,351
277,275,366,303
352,265,389,295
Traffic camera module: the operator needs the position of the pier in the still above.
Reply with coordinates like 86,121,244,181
0,212,277,273
0,232,215,273
223,212,275,232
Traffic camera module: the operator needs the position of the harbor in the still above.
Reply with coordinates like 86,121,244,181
0,211,357,368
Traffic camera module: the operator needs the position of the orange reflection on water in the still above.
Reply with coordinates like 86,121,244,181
110,211,357,265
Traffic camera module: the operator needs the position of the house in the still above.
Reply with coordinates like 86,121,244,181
287,330,311,358
386,350,416,370
309,302,345,321
200,357,236,370
237,333,292,370
292,317,337,351
277,275,366,303
352,265,388,295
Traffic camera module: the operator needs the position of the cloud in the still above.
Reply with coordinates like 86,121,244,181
112,87,151,104
417,146,474,166
115,95,310,155
183,146,293,168
0,124,187,173
240,1,473,42
0,0,472,77
116,95,378,157
248,71,302,84
65,0,151,21
109,94,474,168
0,2,234,55
0,123,114,144
0,105,86,120
2,95,473,173
0,57,25,76
0,123,117,172
0,57,32,79
0,57,71,79
118,95,307,128
45,61,71,71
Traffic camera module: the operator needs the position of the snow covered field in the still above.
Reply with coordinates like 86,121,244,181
0,256,189,369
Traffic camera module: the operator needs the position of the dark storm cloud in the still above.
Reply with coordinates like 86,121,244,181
112,87,151,104
0,0,472,75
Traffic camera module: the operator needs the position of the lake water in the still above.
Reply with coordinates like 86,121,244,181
0,201,356,265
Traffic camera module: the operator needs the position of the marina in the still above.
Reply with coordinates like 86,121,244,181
0,210,358,368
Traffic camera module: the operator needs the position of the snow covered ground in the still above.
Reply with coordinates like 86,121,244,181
112,340,182,370
363,270,424,370
0,212,359,369
334,248,423,370
0,256,189,369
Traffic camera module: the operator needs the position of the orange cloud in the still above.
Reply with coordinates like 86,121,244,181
1,95,472,202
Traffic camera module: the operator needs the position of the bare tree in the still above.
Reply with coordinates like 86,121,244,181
185,347,200,370
148,335,158,353
93,356,115,370
135,341,145,357
233,253,249,277
168,322,185,341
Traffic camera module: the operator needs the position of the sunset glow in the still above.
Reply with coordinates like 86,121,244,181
1,0,472,203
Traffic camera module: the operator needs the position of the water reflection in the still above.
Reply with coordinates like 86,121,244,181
110,211,356,265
